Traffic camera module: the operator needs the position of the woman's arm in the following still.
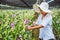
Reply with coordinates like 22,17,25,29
26,25,44,30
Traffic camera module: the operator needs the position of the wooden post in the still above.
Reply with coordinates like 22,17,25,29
32,12,39,40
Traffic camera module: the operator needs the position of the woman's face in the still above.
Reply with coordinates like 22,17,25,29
39,7,47,15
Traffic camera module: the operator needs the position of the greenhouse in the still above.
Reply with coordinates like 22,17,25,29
0,0,60,40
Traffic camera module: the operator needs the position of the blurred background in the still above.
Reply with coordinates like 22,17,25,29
0,0,60,9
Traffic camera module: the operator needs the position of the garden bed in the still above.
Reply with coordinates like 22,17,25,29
0,8,60,40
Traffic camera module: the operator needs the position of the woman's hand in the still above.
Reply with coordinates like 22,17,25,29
25,26,34,30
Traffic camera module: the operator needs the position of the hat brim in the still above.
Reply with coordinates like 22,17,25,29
37,5,52,13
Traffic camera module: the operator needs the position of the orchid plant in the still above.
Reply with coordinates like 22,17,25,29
0,9,60,40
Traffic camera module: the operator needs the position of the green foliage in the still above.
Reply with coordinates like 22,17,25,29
0,8,60,40
52,9,60,40
0,10,34,40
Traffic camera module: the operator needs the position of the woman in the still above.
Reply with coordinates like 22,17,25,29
26,2,55,40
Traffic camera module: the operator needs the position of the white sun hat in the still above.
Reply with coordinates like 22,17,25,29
37,2,52,13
